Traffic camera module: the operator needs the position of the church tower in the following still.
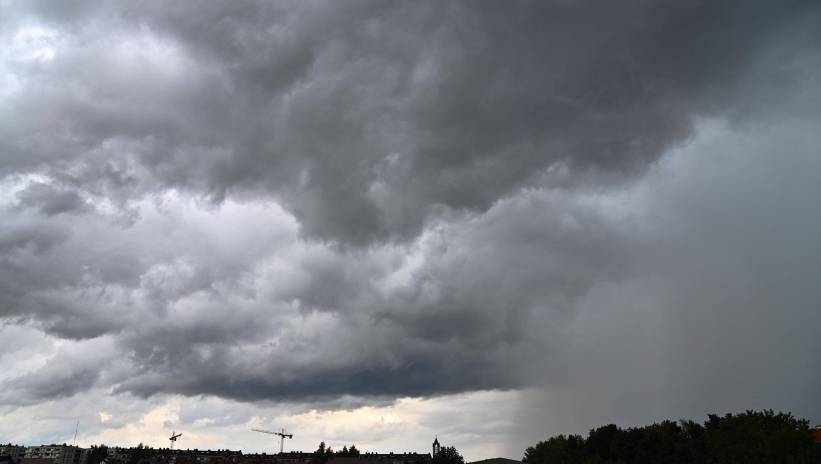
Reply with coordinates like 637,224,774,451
432,437,440,457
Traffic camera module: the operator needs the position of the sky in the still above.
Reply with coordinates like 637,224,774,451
1,0,820,461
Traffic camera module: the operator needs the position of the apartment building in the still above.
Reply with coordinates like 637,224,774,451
24,446,80,464
0,446,27,463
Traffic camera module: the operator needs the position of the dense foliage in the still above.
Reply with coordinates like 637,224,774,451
127,443,154,464
523,410,820,464
432,446,464,464
311,442,364,464
86,445,108,464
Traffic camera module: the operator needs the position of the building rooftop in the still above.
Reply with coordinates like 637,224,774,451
467,458,521,464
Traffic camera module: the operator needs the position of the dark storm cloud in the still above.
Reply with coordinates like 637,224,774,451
4,0,816,245
16,182,90,216
1,0,820,419
0,337,112,405
504,120,821,455
0,224,66,255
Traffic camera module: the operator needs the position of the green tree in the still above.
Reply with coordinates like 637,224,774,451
127,443,153,464
86,446,108,464
523,435,584,464
702,410,812,464
312,442,332,464
522,410,815,464
348,445,360,456
86,445,108,464
631,421,691,464
584,424,620,462
433,446,464,464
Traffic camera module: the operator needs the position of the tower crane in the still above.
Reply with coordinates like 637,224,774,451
169,431,182,449
252,428,293,454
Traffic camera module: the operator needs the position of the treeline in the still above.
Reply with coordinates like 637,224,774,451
311,442,361,464
523,410,821,464
310,442,435,464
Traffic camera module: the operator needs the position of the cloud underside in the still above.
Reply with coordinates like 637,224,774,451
1,0,820,426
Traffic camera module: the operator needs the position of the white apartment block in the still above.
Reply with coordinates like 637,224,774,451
106,448,130,464
24,446,80,464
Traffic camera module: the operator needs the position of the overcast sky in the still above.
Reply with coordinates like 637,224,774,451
1,0,820,460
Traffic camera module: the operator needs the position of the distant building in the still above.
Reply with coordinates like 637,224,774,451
24,446,81,464
326,454,429,464
813,425,821,443
271,452,311,464
0,446,27,464
467,459,521,464
105,448,130,464
77,449,90,464
195,449,243,464
19,458,54,464
137,448,244,464
232,454,276,464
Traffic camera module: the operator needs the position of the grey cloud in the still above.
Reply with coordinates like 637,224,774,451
101,117,821,414
0,194,294,338
16,182,90,216
0,0,819,433
0,224,66,255
17,290,129,340
4,1,818,245
5,188,632,404
503,119,821,455
95,190,631,402
0,338,113,405
372,195,633,348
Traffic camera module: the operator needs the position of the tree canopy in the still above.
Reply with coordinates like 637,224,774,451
311,442,363,463
86,445,108,464
522,410,820,464
127,443,153,464
433,446,464,464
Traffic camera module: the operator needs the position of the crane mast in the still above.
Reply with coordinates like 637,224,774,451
169,431,182,449
252,428,293,454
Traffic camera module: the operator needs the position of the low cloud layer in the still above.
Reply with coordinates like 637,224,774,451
1,0,820,452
